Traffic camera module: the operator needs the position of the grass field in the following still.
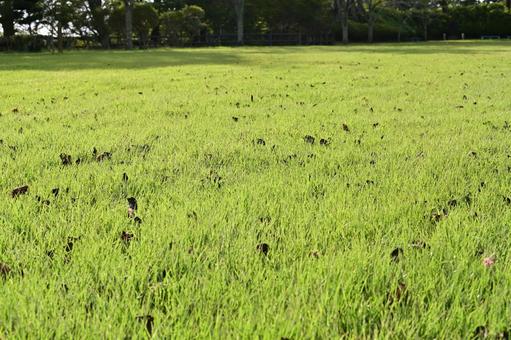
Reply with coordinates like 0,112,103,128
1,41,511,338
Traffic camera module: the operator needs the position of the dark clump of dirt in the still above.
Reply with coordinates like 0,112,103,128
390,247,403,262
232,116,239,122
11,185,29,198
60,153,72,166
133,216,142,225
304,135,315,144
122,173,129,182
256,243,270,256
342,123,350,132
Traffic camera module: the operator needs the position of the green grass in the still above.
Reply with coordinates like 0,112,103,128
1,41,511,338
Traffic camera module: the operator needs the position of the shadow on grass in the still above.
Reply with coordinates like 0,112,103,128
0,41,509,71
240,41,511,55
0,48,246,71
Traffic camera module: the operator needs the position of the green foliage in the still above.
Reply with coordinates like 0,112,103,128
132,2,158,46
449,3,511,37
159,5,209,46
0,33,45,51
109,1,159,46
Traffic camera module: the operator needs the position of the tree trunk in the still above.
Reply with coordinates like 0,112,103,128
0,0,15,38
233,0,244,44
336,0,350,44
88,0,110,48
101,34,110,49
507,0,511,11
423,23,428,41
57,22,63,53
368,18,374,43
341,14,349,43
124,0,133,49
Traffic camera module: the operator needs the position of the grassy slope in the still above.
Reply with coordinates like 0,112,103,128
0,41,511,338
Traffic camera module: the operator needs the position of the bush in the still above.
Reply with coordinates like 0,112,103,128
348,20,414,42
0,35,46,52
450,3,511,38
160,5,209,46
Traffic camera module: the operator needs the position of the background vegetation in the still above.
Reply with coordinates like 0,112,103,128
1,0,511,51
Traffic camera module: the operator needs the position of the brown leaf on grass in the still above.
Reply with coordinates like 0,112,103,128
60,153,72,166
52,188,60,198
409,240,430,250
96,152,112,162
319,138,330,146
304,135,315,144
0,262,11,279
11,185,29,198
127,197,138,217
120,231,134,245
387,282,407,305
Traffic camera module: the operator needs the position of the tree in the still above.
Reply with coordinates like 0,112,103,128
334,0,353,43
87,0,111,48
363,0,385,42
17,0,45,35
42,0,76,52
123,0,133,48
160,5,208,46
232,0,244,44
132,1,158,47
109,1,159,47
411,0,437,41
0,0,16,37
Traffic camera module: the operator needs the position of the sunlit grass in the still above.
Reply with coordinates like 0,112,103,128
1,41,511,338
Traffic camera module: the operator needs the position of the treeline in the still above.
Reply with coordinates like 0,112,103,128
0,0,511,51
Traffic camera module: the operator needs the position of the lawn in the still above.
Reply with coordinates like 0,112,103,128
1,41,511,338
